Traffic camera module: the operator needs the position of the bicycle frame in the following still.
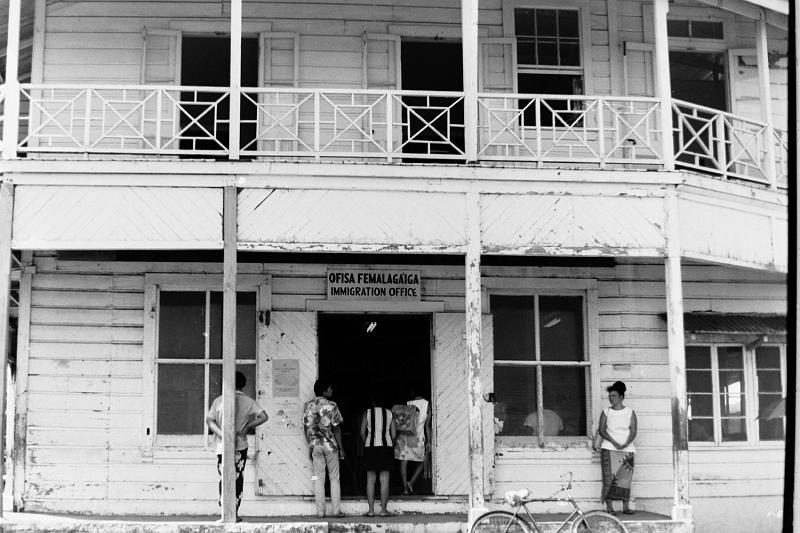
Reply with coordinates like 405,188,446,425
507,486,590,533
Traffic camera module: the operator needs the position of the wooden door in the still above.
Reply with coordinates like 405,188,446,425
432,313,495,497
255,311,317,495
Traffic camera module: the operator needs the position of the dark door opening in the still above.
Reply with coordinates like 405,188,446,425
318,314,432,497
180,36,259,158
401,41,464,161
669,51,728,172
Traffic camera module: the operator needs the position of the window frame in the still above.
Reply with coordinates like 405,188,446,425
502,0,594,95
686,340,787,448
141,273,271,456
486,279,599,449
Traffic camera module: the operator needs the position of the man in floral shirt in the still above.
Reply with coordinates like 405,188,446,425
303,379,345,518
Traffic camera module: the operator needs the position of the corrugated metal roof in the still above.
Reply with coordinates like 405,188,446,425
659,313,787,334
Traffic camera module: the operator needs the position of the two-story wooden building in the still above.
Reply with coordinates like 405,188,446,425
0,0,789,532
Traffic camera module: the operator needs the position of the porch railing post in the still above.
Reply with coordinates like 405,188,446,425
465,192,486,524
756,12,777,188
653,0,674,170
461,0,479,162
2,0,22,159
229,0,242,160
664,187,692,522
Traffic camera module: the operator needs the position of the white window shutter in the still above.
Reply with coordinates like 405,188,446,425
622,41,655,97
478,37,517,93
140,28,182,85
362,33,401,89
259,32,300,88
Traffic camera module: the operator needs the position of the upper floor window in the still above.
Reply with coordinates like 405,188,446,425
513,7,585,125
491,294,589,444
687,343,785,444
667,19,724,40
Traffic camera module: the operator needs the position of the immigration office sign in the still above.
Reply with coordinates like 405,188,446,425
327,270,421,301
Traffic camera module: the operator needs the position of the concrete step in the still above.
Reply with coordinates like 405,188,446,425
0,512,692,533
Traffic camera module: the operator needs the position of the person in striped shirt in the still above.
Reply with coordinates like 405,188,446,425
360,391,397,517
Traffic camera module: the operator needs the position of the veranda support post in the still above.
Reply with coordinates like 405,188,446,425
664,188,692,521
0,183,15,519
221,185,238,522
653,0,674,170
465,192,486,523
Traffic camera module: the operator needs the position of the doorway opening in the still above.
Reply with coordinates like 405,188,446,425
669,51,728,173
318,313,432,497
400,41,464,161
180,35,259,157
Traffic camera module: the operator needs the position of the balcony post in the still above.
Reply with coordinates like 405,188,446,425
461,0,479,162
464,192,486,524
755,13,777,188
664,187,691,522
2,0,22,159
653,0,674,170
229,0,242,160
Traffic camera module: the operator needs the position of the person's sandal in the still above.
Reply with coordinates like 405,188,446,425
622,509,635,515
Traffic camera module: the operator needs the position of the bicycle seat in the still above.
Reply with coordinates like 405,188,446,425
504,489,530,506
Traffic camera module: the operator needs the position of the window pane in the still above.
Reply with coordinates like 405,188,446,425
209,292,257,359
542,366,586,436
758,394,785,441
558,10,579,37
494,366,537,436
560,42,581,66
757,370,782,392
537,40,559,66
209,364,257,406
755,346,781,369
688,393,713,417
689,419,713,441
721,417,747,441
517,40,536,65
539,296,584,361
515,9,535,36
720,393,745,417
717,346,743,369
667,19,690,37
157,364,205,434
685,346,711,369
687,370,712,392
536,10,558,37
691,20,724,39
491,295,535,361
158,291,206,359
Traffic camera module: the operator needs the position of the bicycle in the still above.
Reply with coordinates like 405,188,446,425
470,472,628,533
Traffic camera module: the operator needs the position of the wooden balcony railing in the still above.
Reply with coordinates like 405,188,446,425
0,83,788,189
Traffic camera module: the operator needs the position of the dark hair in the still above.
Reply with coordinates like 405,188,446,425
235,371,247,390
314,379,330,397
606,381,627,397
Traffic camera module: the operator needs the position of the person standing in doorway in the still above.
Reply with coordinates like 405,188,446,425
206,371,269,522
396,387,431,495
303,379,346,518
598,380,637,515
360,390,396,516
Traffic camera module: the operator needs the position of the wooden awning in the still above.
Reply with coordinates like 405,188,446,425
660,312,787,334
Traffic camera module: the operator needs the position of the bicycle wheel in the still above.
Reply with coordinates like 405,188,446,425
471,510,534,533
571,510,628,533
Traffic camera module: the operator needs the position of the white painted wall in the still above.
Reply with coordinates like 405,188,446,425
16,253,786,530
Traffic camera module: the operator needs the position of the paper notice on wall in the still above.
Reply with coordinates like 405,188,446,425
273,399,301,434
273,359,300,397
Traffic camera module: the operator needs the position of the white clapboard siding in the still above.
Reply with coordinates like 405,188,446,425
256,312,317,495
17,254,786,514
